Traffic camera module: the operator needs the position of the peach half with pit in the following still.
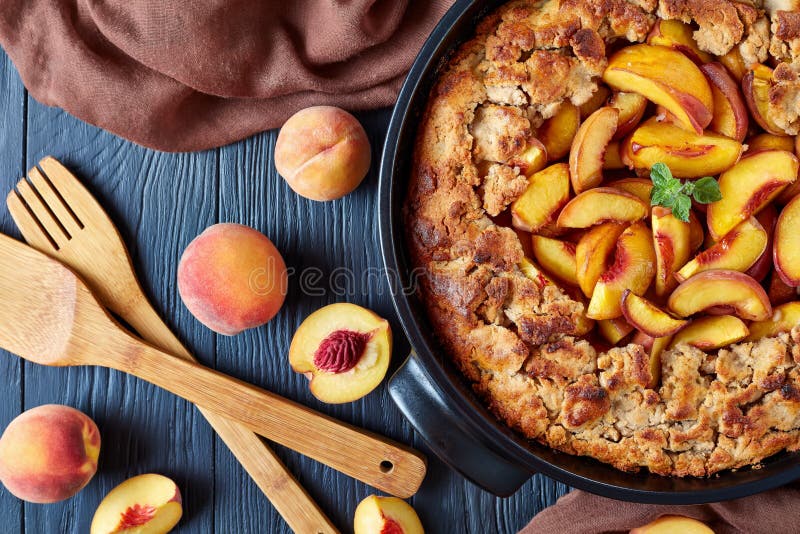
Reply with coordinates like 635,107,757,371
603,44,713,134
511,163,570,233
90,474,182,534
569,106,619,193
275,106,371,201
621,290,688,338
587,222,656,320
0,405,100,503
669,315,749,350
353,495,424,534
620,118,743,178
652,206,691,297
289,303,392,404
178,223,288,336
557,188,648,229
676,217,768,282
706,150,798,240
774,194,800,287
667,270,772,321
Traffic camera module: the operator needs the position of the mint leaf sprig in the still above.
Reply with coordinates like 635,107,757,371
649,162,721,222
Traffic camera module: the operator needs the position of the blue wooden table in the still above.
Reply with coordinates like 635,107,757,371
0,48,569,533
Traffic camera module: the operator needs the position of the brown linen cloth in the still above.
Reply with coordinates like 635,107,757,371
520,485,800,533
0,0,453,152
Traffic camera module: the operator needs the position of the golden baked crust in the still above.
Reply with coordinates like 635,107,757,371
405,0,800,476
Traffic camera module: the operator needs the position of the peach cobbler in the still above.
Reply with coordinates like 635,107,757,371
405,0,800,476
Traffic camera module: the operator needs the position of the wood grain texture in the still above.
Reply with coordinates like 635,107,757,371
0,43,570,532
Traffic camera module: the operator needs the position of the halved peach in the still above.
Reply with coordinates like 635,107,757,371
718,48,747,82
742,64,785,135
707,150,799,239
569,106,619,193
538,103,581,161
289,303,392,404
746,206,777,282
90,474,182,534
598,317,634,344
676,217,768,281
667,270,772,321
508,138,548,177
603,44,714,134
701,62,749,142
621,118,743,178
688,211,705,252
587,222,656,320
647,20,713,64
531,235,578,286
768,270,797,306
557,187,648,229
746,302,800,341
603,141,625,170
652,206,691,297
668,315,749,350
609,92,647,139
579,85,611,119
511,163,570,233
575,222,627,297
631,515,714,534
607,178,653,204
747,133,795,154
354,495,424,534
621,290,688,337
774,194,800,286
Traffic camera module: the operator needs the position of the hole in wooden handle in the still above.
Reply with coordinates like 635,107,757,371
379,460,394,473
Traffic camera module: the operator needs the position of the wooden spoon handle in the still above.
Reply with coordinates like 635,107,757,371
110,333,427,498
125,303,339,534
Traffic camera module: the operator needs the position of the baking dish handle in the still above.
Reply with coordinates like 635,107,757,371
388,352,534,496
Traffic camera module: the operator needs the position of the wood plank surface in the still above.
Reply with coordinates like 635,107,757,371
0,46,569,533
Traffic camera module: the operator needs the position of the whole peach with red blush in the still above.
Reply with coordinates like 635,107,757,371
0,404,100,503
178,223,287,336
275,106,371,201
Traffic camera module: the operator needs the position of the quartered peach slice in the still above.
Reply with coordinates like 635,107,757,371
669,315,749,350
569,106,619,193
676,217,768,281
621,290,688,338
652,206,691,297
557,188,648,229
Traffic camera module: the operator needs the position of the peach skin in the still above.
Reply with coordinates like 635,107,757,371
0,404,100,503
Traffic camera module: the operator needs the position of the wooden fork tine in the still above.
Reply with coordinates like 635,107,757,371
6,190,59,253
28,167,82,237
13,179,69,248
38,156,92,223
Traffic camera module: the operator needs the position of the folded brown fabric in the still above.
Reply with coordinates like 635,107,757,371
520,485,800,534
0,0,453,152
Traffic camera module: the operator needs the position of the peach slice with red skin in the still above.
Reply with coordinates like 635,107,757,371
511,163,570,233
774,194,800,286
538,103,580,161
667,270,772,321
676,217,768,281
706,150,799,240
621,118,743,178
598,317,634,344
701,62,749,142
557,187,648,229
587,222,656,320
747,133,795,154
609,92,647,139
576,222,627,297
621,290,688,337
90,474,182,534
647,20,713,64
353,495,424,534
531,235,579,286
289,303,392,404
746,302,800,342
607,178,653,204
603,44,714,134
745,206,778,282
569,106,619,193
742,64,786,135
630,515,714,534
652,206,691,297
668,315,749,350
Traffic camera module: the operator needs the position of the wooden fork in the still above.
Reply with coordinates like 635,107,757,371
4,158,426,501
6,158,337,533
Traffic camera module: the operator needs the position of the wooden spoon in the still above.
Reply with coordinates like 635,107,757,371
0,232,426,498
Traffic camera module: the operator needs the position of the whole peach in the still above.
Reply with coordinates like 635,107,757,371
274,106,371,201
0,404,100,503
178,223,288,335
